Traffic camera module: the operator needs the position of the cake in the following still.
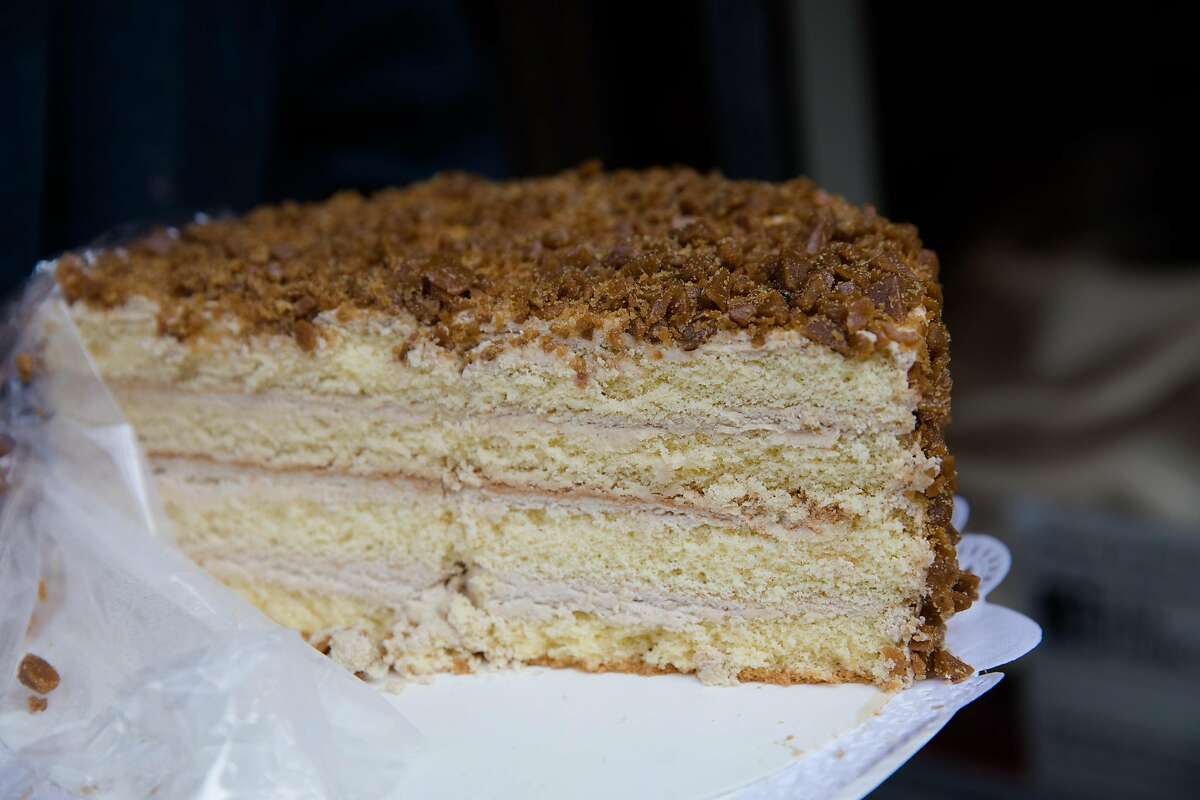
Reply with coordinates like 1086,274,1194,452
55,164,977,687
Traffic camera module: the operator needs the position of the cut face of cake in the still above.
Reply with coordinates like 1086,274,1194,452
57,165,978,687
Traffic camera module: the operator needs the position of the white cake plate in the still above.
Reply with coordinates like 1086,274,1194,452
388,501,1041,799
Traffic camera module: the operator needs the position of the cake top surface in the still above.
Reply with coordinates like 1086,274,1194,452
57,163,942,356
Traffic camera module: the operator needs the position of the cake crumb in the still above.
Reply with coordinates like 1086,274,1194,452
569,355,589,387
27,695,47,714
694,648,740,686
14,353,35,383
17,654,59,694
37,580,47,602
329,629,377,674
392,338,416,362
781,735,805,757
931,649,974,682
294,320,318,352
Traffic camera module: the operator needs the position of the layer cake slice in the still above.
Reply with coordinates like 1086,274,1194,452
56,165,978,686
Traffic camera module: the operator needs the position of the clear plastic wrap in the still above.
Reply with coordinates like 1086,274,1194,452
0,267,423,799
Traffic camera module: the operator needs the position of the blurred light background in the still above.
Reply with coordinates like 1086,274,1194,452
1,1,1196,797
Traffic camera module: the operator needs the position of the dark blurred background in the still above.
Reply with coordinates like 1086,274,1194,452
2,2,1197,797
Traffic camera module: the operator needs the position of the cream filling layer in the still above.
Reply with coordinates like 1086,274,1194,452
156,459,932,625
192,550,903,630
117,386,936,530
154,454,927,547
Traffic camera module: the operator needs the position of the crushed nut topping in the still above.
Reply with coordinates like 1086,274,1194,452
57,164,941,359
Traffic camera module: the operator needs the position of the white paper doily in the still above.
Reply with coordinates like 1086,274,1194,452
388,499,1041,799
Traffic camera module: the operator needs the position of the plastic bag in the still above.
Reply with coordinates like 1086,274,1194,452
0,265,423,799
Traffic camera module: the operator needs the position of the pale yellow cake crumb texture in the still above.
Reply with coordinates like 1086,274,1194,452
72,301,919,432
160,463,930,618
159,459,929,685
116,388,935,531
66,295,942,687
224,579,910,687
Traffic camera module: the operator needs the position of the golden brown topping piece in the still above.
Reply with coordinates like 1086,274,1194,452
14,353,35,384
17,653,60,694
931,650,974,682
27,695,48,714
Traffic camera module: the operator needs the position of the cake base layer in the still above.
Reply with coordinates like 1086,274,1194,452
220,578,910,686
156,458,931,687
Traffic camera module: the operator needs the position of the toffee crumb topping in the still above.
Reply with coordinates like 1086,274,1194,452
17,653,60,694
14,353,35,384
56,164,941,357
